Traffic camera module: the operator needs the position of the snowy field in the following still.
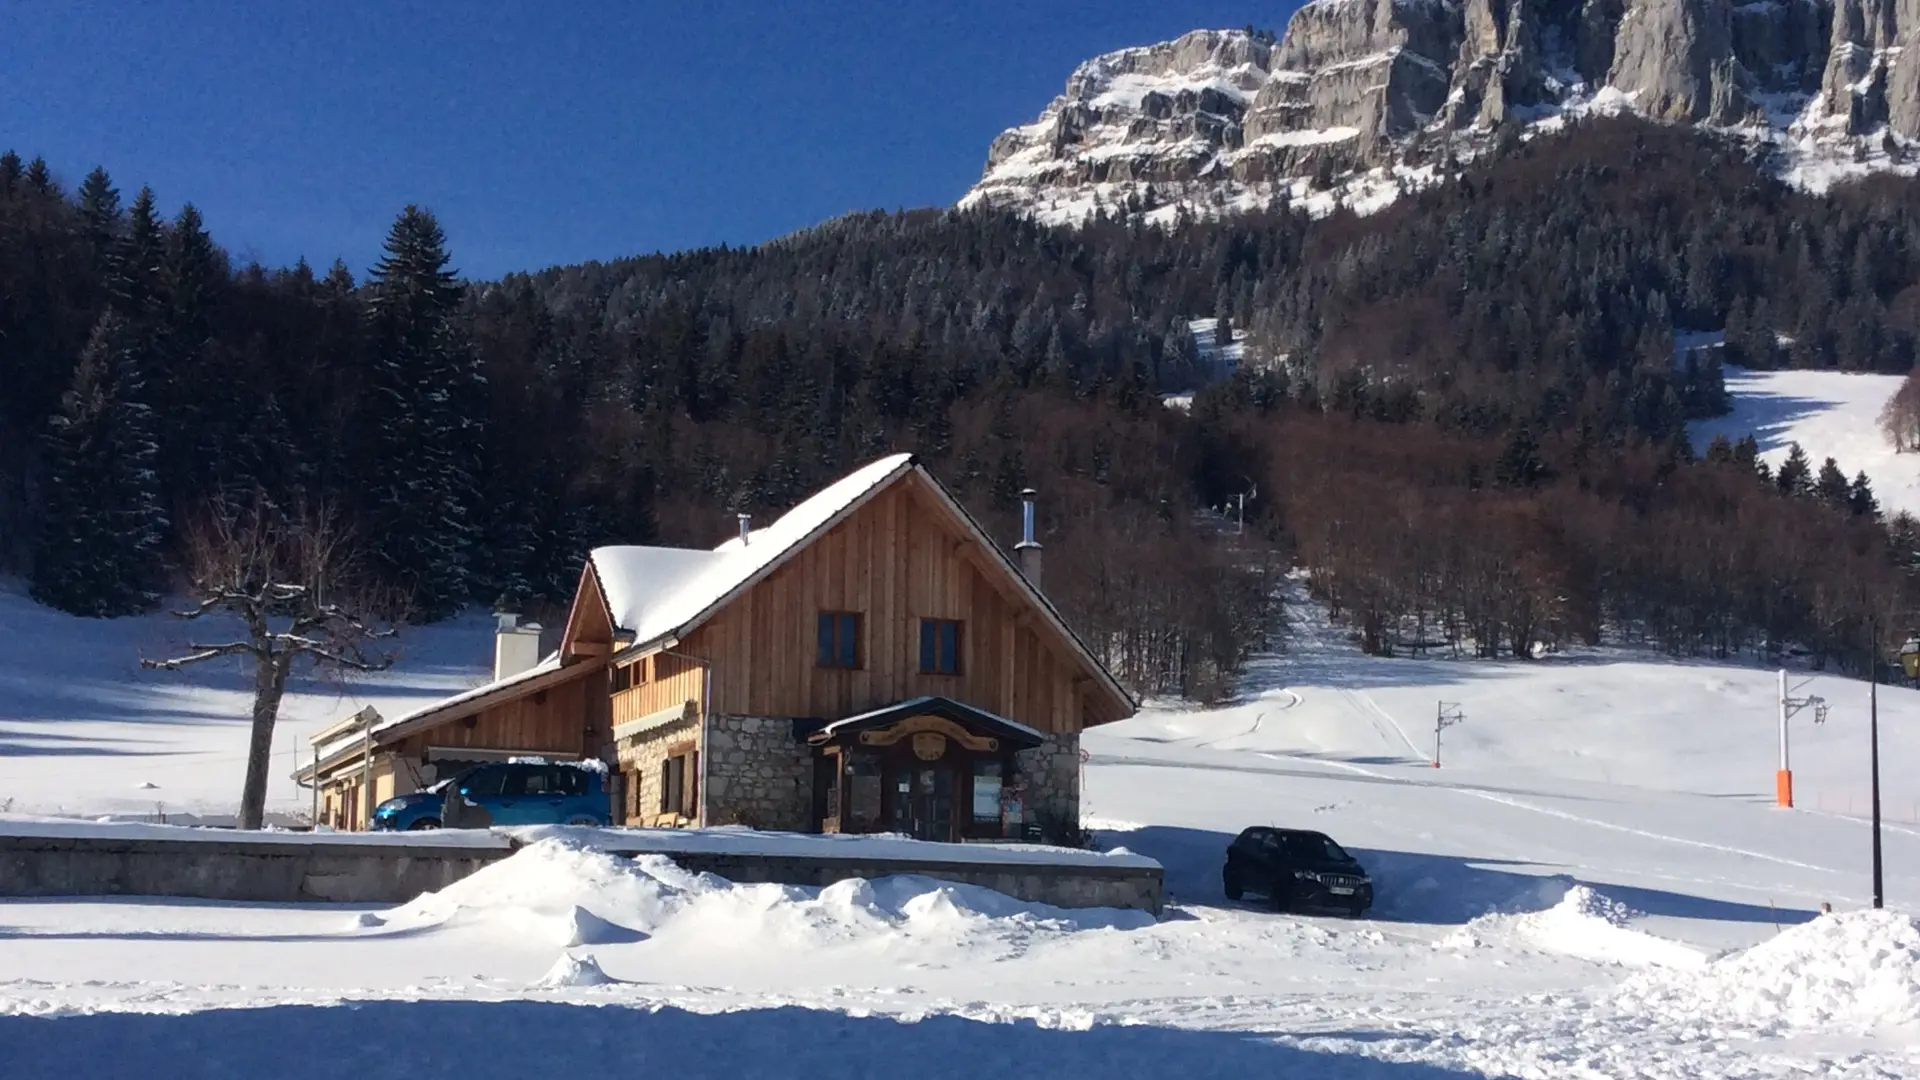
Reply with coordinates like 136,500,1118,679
0,582,498,824
1690,363,1920,519
6,582,1920,1076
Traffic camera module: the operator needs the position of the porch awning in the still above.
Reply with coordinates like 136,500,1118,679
613,699,697,742
804,696,1046,751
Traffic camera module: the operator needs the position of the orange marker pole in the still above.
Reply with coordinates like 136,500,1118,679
1776,669,1793,808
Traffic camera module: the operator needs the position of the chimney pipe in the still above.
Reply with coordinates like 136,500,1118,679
1015,488,1043,591
737,513,752,546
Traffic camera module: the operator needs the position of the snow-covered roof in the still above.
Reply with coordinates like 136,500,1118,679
591,453,916,648
306,652,567,770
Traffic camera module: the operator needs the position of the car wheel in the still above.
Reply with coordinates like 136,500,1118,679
1223,872,1244,902
408,818,441,831
1270,880,1292,913
1347,899,1367,918
565,815,602,827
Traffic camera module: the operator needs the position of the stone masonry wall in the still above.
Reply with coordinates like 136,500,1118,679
618,716,698,825
704,715,813,832
1015,731,1082,839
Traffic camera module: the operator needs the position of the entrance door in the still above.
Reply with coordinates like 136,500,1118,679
887,761,955,842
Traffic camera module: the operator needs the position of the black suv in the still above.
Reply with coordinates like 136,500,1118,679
1223,827,1374,916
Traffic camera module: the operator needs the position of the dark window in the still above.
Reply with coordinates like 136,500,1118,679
971,759,1003,823
817,612,861,669
1277,831,1349,861
461,767,506,798
660,756,683,815
659,749,698,817
503,766,551,796
919,619,962,674
1232,828,1270,855
846,753,881,832
553,767,587,797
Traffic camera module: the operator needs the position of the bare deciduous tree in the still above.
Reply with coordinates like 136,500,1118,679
1881,373,1920,453
142,497,398,829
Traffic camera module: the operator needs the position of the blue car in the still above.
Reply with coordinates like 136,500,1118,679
439,760,610,829
370,780,453,831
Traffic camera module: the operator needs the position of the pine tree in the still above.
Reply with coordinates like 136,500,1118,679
31,311,168,615
1775,442,1813,495
1703,433,1735,464
1849,470,1880,518
157,202,228,502
115,187,165,320
76,167,123,282
1495,426,1548,488
1813,456,1851,506
24,156,56,196
362,206,481,618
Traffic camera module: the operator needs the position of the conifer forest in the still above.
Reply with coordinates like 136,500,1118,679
5,118,1920,699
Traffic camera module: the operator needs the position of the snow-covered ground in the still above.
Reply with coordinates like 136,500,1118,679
6,583,1920,1075
1691,363,1920,519
0,580,497,824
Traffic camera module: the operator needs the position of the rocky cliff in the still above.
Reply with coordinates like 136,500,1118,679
962,0,1919,222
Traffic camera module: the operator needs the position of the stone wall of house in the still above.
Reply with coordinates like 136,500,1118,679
1015,732,1082,839
704,715,813,831
617,716,699,825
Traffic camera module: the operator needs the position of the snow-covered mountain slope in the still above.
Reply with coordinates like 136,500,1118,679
7,588,1920,1074
962,3,1920,226
1690,364,1920,519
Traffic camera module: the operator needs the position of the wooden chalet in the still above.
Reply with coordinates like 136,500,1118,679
297,453,1135,842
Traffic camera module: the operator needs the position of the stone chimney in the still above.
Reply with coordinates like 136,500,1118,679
493,607,543,682
1015,488,1043,591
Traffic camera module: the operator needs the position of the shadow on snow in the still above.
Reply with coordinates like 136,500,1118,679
0,1001,1485,1080
1096,823,1820,928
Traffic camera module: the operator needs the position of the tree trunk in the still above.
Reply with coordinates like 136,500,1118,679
238,653,292,830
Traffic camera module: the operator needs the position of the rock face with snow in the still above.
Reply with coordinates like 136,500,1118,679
963,0,1920,222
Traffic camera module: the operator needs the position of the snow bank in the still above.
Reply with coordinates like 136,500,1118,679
378,837,1155,950
502,823,1161,869
1616,909,1920,1032
1439,880,1703,970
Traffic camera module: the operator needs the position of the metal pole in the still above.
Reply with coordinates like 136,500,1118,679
361,712,374,833
1777,669,1792,807
1433,702,1442,769
1871,615,1884,909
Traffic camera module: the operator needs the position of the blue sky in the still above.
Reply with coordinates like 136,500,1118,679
1,1,1285,278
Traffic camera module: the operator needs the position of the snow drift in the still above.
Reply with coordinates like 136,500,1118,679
1616,908,1920,1033
375,838,1155,950
532,952,619,989
1437,879,1704,970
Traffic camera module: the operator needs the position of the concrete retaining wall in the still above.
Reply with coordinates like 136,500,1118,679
0,831,1163,913
0,833,507,903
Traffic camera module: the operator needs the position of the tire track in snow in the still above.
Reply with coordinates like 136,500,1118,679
1340,689,1428,763
1296,751,1842,876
